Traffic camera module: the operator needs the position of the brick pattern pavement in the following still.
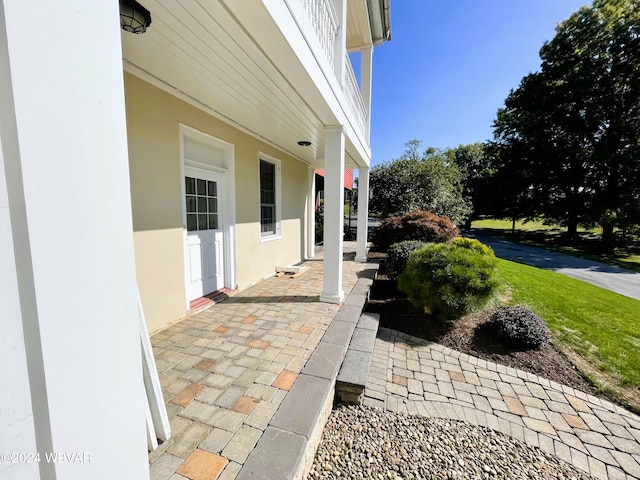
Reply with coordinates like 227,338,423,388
364,328,640,480
149,248,368,480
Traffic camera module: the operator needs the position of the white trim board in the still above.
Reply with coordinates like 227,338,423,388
139,289,170,449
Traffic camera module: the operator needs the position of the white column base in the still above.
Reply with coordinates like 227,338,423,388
320,291,345,304
355,255,368,263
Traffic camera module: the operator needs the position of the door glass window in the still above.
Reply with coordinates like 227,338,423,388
186,176,219,231
185,177,196,195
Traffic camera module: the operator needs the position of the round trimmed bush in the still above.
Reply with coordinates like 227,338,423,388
448,236,495,256
487,306,550,349
384,240,428,281
372,211,459,251
397,238,500,319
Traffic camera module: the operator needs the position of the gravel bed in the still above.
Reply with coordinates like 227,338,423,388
308,404,595,480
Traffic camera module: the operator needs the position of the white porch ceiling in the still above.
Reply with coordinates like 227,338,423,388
121,0,366,169
347,0,373,51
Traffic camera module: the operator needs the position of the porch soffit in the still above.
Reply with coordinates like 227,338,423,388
121,0,371,169
346,0,373,51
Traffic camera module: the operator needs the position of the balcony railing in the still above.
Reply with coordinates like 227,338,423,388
291,0,369,139
303,0,338,68
343,58,368,134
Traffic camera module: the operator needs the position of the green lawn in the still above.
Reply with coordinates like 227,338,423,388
498,258,640,408
473,218,601,234
473,218,640,272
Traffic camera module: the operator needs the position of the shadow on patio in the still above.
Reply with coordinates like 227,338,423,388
148,243,375,480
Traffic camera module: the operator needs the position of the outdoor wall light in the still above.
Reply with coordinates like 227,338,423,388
297,141,312,147
120,0,152,34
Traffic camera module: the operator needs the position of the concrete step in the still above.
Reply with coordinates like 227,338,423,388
335,312,380,404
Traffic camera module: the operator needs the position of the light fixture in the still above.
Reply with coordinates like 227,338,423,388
297,141,311,147
120,0,152,34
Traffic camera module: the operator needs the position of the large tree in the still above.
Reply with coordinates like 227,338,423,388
447,143,496,218
369,140,471,225
490,0,640,249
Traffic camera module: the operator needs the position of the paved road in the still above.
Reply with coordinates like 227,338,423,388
468,230,640,301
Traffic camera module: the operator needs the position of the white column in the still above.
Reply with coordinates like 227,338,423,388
361,46,373,142
320,126,345,303
333,0,347,86
0,2,149,479
0,77,39,479
355,167,370,262
307,167,316,259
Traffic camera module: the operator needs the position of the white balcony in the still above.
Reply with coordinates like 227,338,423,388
121,0,387,169
344,57,368,135
302,0,339,69
287,0,370,144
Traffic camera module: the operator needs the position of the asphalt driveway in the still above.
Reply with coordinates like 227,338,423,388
469,230,640,301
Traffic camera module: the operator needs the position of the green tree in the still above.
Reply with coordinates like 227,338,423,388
490,0,640,250
369,140,472,224
483,135,538,231
490,71,593,232
447,143,496,219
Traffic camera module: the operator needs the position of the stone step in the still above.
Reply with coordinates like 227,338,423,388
335,312,380,404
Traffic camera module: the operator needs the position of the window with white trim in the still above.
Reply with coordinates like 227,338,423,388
259,157,280,238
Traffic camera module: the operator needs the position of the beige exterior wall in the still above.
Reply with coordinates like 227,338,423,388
124,73,309,333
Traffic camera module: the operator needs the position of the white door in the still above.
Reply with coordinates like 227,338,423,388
185,172,224,300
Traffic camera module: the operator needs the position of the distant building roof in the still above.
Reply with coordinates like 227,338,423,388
315,169,354,191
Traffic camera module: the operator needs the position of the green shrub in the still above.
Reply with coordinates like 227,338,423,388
398,238,500,319
372,211,459,251
486,306,550,349
315,221,323,244
384,240,428,281
449,236,495,255
371,216,403,251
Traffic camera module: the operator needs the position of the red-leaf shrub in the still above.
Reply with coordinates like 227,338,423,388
372,211,459,251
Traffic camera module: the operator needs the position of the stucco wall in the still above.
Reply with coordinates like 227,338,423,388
124,73,308,333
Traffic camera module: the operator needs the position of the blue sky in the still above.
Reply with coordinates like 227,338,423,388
365,1,590,167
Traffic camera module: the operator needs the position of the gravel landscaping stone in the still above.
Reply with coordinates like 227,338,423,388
308,404,596,479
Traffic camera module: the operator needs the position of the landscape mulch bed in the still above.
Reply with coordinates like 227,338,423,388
365,260,599,397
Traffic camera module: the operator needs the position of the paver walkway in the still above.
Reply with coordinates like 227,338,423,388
148,244,369,480
364,327,640,480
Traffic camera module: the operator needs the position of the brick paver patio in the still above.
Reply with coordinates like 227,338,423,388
149,245,369,480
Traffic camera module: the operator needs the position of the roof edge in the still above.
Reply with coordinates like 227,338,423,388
367,0,391,45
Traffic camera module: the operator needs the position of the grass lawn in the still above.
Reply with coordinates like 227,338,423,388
473,218,601,234
473,218,640,272
498,258,640,410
